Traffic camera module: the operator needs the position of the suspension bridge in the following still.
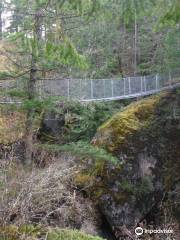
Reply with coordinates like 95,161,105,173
37,71,180,101
0,71,180,103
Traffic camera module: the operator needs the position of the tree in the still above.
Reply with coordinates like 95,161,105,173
69,0,179,77
157,0,180,27
3,0,99,165
0,1,3,40
1,0,179,165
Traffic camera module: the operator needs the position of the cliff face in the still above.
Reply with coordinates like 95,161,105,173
91,89,180,236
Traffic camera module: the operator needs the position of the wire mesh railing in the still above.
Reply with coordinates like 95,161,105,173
36,71,180,101
0,71,179,103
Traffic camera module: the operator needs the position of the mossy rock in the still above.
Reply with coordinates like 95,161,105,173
0,225,105,240
89,90,180,229
92,94,164,152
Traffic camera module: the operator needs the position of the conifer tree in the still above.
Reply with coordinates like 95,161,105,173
2,0,99,165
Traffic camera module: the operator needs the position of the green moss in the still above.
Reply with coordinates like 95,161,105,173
0,225,105,240
74,173,96,187
93,94,164,152
47,229,104,240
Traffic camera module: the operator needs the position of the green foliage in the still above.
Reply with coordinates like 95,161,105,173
45,38,88,69
163,29,180,70
8,31,25,42
44,100,124,142
6,0,99,72
62,0,101,15
22,99,46,112
21,97,54,113
69,0,179,77
0,72,13,80
7,89,27,98
117,0,155,25
0,225,105,240
117,177,154,196
157,0,180,27
3,0,180,80
47,228,104,240
39,141,118,164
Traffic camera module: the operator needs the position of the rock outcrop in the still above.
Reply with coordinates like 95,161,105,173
90,89,180,237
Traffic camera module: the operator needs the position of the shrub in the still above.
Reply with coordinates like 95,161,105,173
41,99,124,142
0,159,99,231
39,141,118,164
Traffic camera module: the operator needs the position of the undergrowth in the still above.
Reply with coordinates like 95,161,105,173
0,225,105,240
38,141,118,164
40,99,127,142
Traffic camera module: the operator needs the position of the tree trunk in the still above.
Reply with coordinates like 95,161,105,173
25,64,36,165
0,2,3,40
25,10,42,165
134,11,137,75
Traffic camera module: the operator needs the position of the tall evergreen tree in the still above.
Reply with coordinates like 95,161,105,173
3,0,99,164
